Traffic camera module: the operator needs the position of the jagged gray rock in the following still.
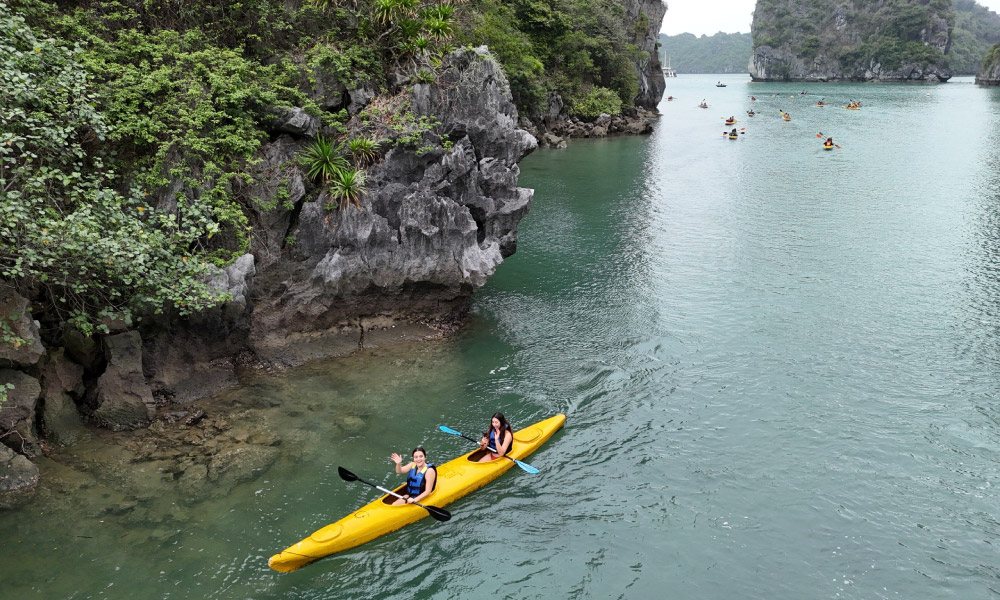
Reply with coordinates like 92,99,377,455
274,107,320,138
0,289,44,368
247,46,536,366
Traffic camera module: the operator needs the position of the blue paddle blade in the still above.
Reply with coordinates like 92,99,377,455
439,425,462,436
515,459,540,474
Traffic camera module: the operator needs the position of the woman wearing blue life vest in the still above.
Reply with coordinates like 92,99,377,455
389,446,437,505
477,412,514,462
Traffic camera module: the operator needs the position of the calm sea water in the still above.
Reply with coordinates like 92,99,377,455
4,74,1000,599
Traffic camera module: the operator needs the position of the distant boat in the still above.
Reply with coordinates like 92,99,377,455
716,81,727,87
662,54,677,77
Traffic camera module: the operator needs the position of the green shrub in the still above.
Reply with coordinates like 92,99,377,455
570,86,622,118
0,3,231,339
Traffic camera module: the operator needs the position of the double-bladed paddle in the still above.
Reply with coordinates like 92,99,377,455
337,466,451,522
816,132,842,148
438,425,540,474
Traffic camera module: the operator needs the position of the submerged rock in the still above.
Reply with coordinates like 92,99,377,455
0,444,39,509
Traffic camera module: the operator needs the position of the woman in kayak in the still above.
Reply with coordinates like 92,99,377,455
478,412,514,461
390,446,437,505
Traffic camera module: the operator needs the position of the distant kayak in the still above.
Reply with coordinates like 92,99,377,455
729,134,739,139
823,144,834,150
725,119,737,125
783,114,791,121
699,103,708,108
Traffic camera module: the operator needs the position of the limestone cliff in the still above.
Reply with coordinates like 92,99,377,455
143,47,536,403
975,43,1000,84
625,0,668,109
749,0,953,82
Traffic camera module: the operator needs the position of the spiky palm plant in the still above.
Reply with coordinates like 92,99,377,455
329,167,367,210
347,137,379,166
301,135,348,185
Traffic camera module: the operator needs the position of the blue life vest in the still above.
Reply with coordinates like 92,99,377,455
489,427,514,456
406,464,436,496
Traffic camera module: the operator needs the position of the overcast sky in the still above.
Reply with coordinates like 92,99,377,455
660,0,1000,36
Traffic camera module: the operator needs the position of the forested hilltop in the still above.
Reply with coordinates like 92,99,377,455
657,32,752,74
950,0,1000,74
749,0,954,81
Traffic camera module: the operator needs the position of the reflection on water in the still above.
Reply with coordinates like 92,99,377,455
5,76,1000,599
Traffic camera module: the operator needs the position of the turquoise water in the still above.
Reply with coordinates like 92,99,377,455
4,74,1000,598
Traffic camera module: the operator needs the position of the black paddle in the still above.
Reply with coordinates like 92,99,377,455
337,466,451,522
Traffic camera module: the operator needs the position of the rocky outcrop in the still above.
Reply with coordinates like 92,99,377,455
749,0,952,82
976,43,1000,85
526,109,657,147
91,332,155,431
242,47,535,367
0,289,45,368
624,0,667,109
0,369,42,456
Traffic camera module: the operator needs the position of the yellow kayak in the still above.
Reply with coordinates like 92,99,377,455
268,414,566,572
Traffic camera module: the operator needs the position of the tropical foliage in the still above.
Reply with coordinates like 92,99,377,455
0,2,229,339
949,0,1000,74
459,0,642,117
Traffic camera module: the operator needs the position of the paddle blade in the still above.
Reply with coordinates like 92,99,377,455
515,459,540,475
438,425,461,436
424,505,452,522
337,466,358,482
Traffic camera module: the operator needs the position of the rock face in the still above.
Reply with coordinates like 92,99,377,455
136,46,536,389
91,332,155,431
0,289,45,368
976,43,1000,85
749,0,952,82
624,0,667,109
0,369,42,456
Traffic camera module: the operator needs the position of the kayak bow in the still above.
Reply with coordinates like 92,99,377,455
268,414,566,572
